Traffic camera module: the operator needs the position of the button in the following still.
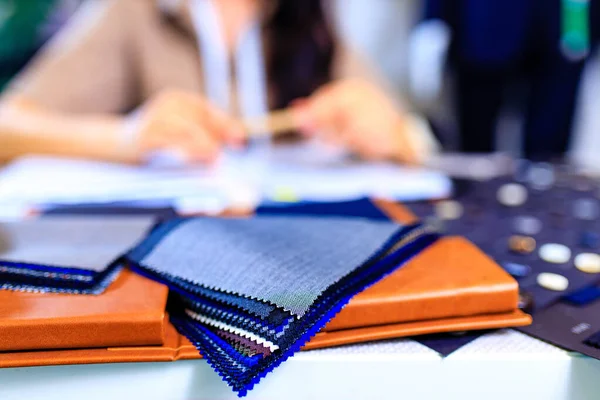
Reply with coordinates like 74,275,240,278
468,158,496,181
435,200,463,220
509,235,536,254
527,163,555,190
573,198,599,221
539,243,571,264
574,253,600,274
502,262,531,278
497,183,528,207
537,273,569,291
581,231,600,249
513,216,542,235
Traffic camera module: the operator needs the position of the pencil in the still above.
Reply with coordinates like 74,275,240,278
243,109,298,138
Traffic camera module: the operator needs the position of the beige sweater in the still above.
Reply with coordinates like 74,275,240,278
5,0,388,115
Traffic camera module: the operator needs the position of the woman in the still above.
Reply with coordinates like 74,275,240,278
0,0,418,164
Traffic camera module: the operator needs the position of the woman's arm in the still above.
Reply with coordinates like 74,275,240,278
0,1,244,164
0,89,246,164
295,46,440,164
0,96,136,163
0,0,138,163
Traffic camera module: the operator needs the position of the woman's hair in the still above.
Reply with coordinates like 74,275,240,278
263,0,336,109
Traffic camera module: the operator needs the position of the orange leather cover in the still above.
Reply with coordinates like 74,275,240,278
322,236,521,332
0,310,531,368
0,200,530,367
0,269,168,352
0,320,198,368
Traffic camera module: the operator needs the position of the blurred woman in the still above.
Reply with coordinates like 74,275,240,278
0,0,417,164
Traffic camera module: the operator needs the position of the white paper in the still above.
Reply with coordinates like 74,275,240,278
260,140,452,202
0,141,451,213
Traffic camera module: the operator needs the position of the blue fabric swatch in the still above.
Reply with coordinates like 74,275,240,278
129,216,403,317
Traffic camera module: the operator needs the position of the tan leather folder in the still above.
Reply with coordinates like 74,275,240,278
306,235,531,350
0,200,530,367
0,269,168,352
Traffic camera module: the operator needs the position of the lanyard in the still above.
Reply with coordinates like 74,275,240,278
189,0,272,185
189,0,270,123
561,0,590,60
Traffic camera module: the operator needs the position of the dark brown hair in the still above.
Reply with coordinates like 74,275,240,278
263,0,336,109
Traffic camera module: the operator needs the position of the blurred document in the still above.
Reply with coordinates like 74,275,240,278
0,157,255,215
261,140,451,203
0,142,451,215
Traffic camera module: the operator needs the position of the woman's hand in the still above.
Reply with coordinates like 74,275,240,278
293,79,418,164
124,89,245,164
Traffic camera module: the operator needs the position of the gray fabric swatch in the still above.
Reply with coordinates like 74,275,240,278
0,216,155,271
138,216,400,316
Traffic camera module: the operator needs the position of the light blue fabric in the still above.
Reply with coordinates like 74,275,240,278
0,216,154,272
133,216,401,316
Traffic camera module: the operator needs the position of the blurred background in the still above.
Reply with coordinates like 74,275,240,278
0,0,598,169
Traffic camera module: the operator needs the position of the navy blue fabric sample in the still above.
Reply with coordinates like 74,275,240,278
415,331,487,356
257,198,389,221
564,283,600,306
43,203,178,221
0,264,124,295
130,264,276,319
519,291,600,361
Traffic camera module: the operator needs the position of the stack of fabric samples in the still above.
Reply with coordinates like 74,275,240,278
126,215,439,396
0,216,156,294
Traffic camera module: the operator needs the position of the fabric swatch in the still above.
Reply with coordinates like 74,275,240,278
127,216,438,396
0,216,155,294
128,216,401,317
0,216,155,271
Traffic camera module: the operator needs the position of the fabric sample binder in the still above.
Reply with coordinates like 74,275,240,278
126,216,439,395
0,200,529,393
0,269,167,352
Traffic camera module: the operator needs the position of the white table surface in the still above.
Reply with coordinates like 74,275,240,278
1,329,599,400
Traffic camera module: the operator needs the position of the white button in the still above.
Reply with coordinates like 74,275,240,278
539,243,571,264
574,253,600,274
513,216,542,235
469,158,496,181
435,200,463,220
497,183,528,207
537,273,569,291
527,163,555,190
